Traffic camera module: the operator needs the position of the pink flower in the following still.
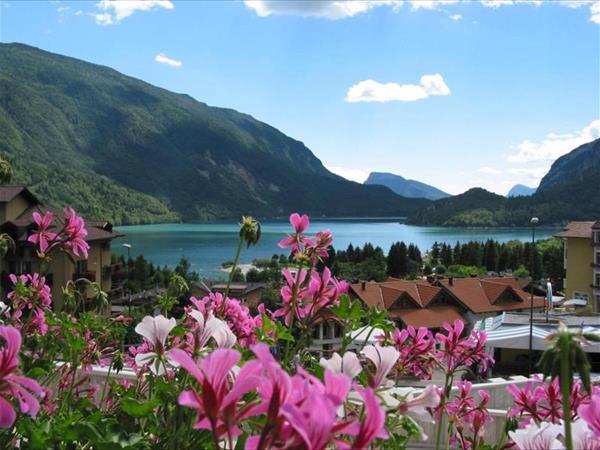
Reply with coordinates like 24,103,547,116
272,269,309,327
392,326,436,379
170,348,261,440
435,320,493,374
509,421,564,450
278,213,313,251
191,294,259,347
362,344,400,388
579,392,600,437
134,315,176,375
307,229,333,259
27,211,58,253
0,326,43,428
63,207,90,259
320,352,362,379
338,386,388,449
281,393,337,450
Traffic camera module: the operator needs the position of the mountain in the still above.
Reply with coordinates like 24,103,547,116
537,139,600,193
364,172,450,200
407,138,600,226
0,43,428,224
507,184,536,197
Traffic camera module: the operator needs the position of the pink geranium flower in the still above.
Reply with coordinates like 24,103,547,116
281,393,337,450
27,211,58,253
278,213,313,251
338,386,388,449
170,348,262,441
272,269,308,326
579,392,600,437
63,207,90,259
0,325,44,428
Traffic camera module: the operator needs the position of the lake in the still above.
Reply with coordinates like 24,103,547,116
113,219,560,279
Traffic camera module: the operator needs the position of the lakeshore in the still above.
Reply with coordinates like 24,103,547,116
114,220,560,278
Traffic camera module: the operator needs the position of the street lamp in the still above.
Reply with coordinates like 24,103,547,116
122,243,132,315
528,217,539,376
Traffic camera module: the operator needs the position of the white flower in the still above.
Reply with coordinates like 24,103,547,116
570,419,600,450
320,351,362,379
135,314,176,347
134,315,177,375
509,422,564,450
362,344,400,388
189,309,236,349
398,384,440,422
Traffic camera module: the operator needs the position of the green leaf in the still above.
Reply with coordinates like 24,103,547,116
121,398,161,417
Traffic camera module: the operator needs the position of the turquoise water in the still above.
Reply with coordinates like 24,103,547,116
113,220,559,278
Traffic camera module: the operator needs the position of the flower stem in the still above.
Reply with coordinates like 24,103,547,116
225,238,244,299
559,334,573,450
435,373,453,450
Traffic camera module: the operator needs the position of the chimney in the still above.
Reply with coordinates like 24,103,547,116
449,277,454,286
361,281,366,291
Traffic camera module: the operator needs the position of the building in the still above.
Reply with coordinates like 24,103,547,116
350,277,546,330
556,221,600,310
191,280,265,308
476,312,600,374
0,186,123,308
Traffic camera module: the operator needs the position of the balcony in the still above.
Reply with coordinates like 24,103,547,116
591,262,600,268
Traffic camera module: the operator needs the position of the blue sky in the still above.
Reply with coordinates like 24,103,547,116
1,0,598,195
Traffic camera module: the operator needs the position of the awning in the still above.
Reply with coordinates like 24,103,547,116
486,325,600,352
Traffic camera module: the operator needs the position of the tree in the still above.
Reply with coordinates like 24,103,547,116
408,244,422,265
483,239,498,271
0,157,13,185
386,242,401,278
440,243,453,267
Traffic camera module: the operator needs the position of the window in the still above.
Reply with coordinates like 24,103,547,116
596,273,600,287
595,231,600,245
597,295,600,312
75,260,88,274
8,261,32,275
596,251,600,265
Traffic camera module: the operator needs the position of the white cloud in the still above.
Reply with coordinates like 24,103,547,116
480,0,542,7
409,0,459,11
591,1,600,23
477,166,502,175
345,74,450,103
244,0,403,19
94,0,173,25
508,166,550,179
327,166,370,183
507,120,600,163
94,12,113,25
449,13,463,20
155,53,182,67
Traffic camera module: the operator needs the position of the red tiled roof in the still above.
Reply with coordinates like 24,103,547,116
390,306,465,329
0,186,40,204
556,221,596,239
437,277,545,313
